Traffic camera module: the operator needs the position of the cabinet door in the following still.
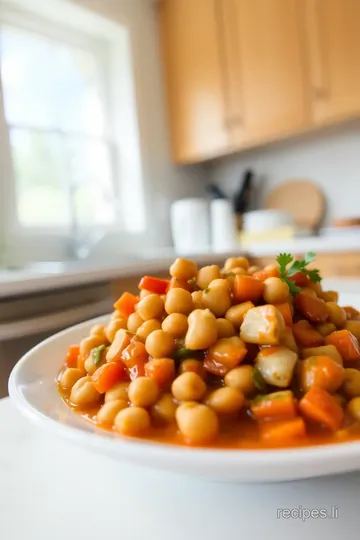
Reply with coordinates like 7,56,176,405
304,0,360,124
159,0,230,163
229,0,310,145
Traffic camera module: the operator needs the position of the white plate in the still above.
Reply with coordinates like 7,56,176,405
9,313,360,483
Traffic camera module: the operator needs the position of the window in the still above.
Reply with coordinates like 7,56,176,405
1,19,117,230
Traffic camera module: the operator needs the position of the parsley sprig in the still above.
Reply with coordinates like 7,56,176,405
276,252,322,295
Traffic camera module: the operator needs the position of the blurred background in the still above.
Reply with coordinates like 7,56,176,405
1,0,360,395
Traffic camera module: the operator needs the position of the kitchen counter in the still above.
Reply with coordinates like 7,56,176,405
1,396,360,540
1,234,360,298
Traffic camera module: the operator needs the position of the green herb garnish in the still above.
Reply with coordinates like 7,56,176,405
252,367,267,392
276,252,322,295
92,344,106,366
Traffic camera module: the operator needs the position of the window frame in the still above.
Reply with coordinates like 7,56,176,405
0,0,146,266
1,11,119,234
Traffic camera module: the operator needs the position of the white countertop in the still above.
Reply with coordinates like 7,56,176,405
0,397,357,540
0,234,359,298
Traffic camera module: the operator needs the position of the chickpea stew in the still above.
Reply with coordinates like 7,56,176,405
58,253,360,448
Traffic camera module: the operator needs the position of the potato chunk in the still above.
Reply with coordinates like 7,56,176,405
255,346,298,388
240,305,285,345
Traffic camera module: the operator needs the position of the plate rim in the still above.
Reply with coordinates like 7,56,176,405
8,314,360,476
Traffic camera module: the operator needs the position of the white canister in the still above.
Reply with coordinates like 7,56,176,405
210,199,237,252
170,198,210,254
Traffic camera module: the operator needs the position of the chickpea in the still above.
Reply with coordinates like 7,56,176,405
321,290,339,303
111,310,124,320
191,290,203,309
202,282,231,317
84,347,106,375
316,322,337,337
128,376,159,407
327,302,347,328
105,381,130,403
248,265,261,275
151,393,177,423
206,387,244,415
106,328,131,363
345,321,360,340
140,289,152,299
216,318,236,338
114,407,151,436
224,365,255,396
178,359,205,379
136,294,164,321
136,319,162,342
172,372,206,402
196,265,221,289
126,312,144,334
307,281,323,297
105,318,127,343
175,402,219,444
79,335,105,365
208,278,231,290
60,368,84,391
97,399,128,427
185,309,218,350
347,397,360,422
170,258,198,281
70,376,101,406
224,257,249,271
145,329,176,358
165,288,193,315
263,277,289,304
162,313,188,338
343,368,360,398
225,302,254,329
90,324,107,341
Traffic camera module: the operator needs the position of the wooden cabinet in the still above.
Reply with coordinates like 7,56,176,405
159,0,360,164
304,0,360,125
159,0,230,163
225,0,310,146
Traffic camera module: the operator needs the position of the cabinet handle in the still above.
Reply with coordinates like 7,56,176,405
305,0,328,99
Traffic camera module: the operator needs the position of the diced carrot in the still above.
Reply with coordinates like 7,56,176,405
65,345,80,368
275,302,293,326
145,358,175,388
233,275,265,304
138,276,170,295
122,341,148,380
299,355,345,393
288,271,309,286
299,386,344,431
113,292,139,317
261,417,306,443
253,266,279,281
325,329,360,362
292,320,324,347
295,292,329,323
251,390,297,421
92,362,127,394
343,306,360,320
166,277,193,292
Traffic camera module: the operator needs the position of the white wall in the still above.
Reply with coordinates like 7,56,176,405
208,121,360,225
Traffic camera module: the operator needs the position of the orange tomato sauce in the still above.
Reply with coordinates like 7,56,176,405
58,380,360,450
